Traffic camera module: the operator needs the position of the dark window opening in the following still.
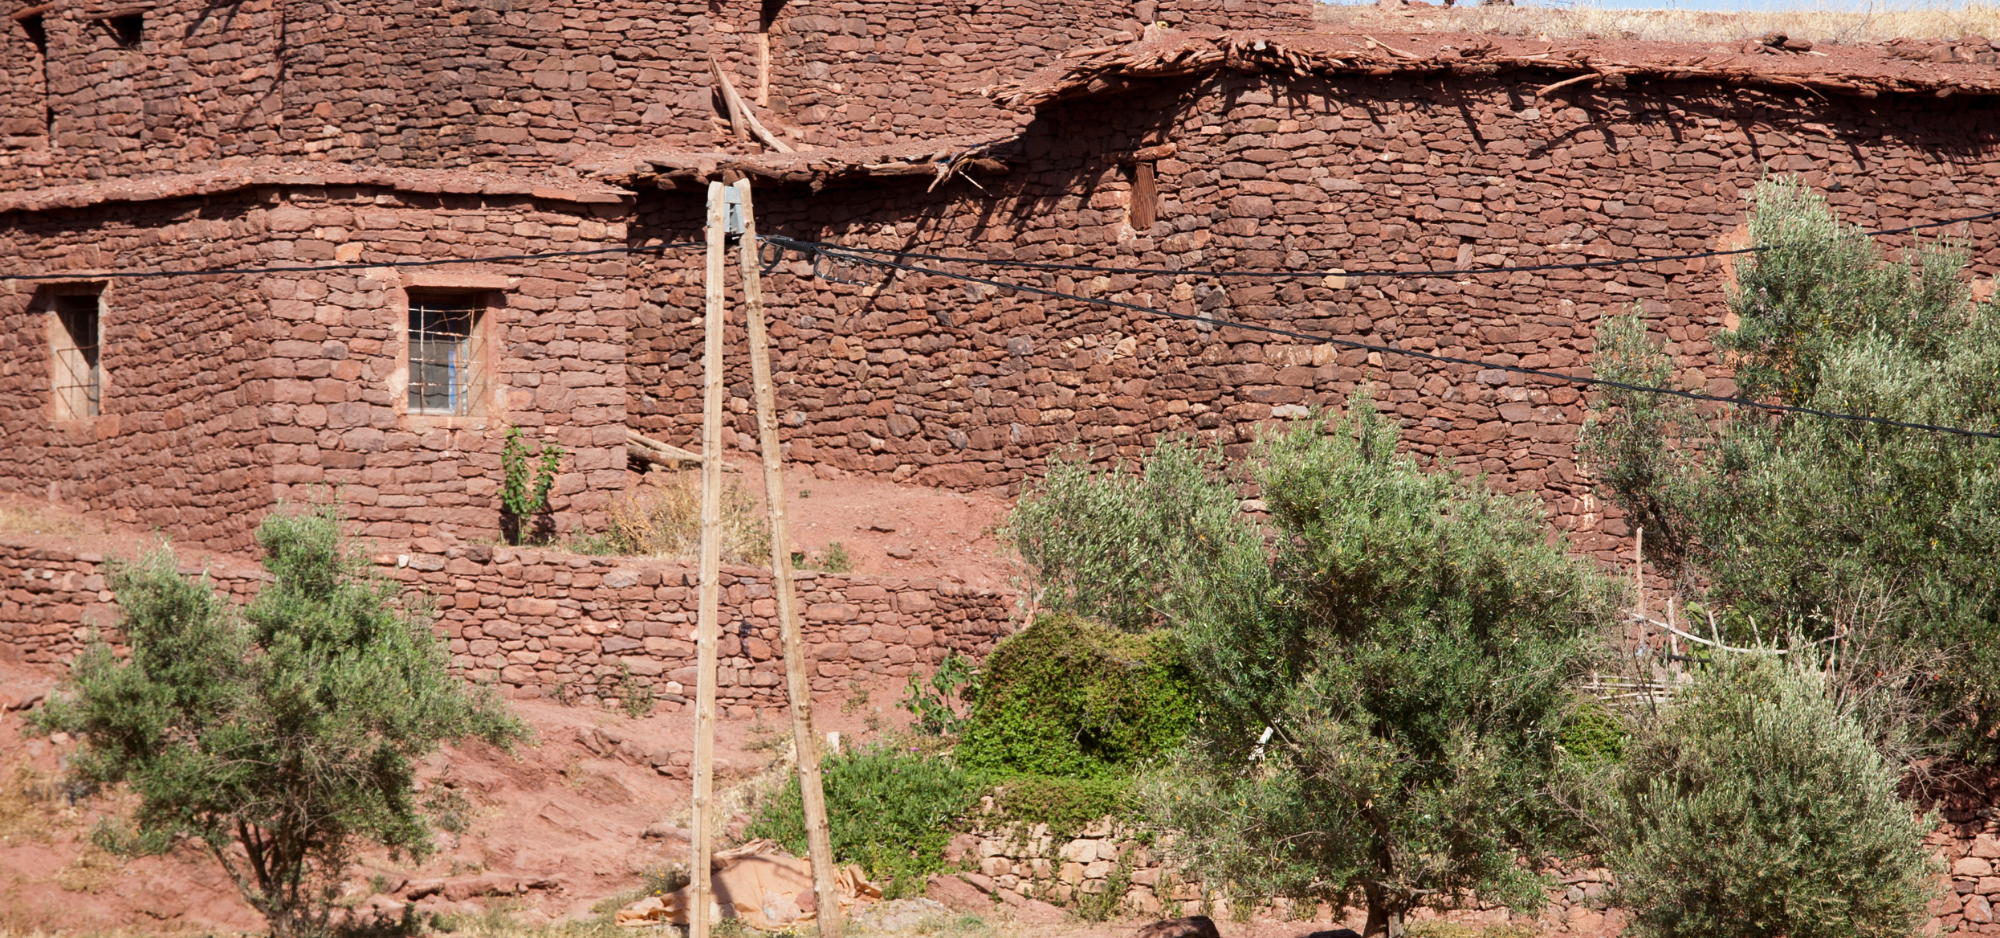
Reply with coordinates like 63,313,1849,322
19,12,46,51
53,293,102,420
108,13,142,48
761,0,788,30
408,293,485,416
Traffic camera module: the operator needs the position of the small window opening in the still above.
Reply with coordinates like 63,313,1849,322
408,292,486,416
52,293,102,420
20,12,47,51
108,13,142,47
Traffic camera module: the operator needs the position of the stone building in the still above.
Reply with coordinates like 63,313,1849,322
4,0,1998,559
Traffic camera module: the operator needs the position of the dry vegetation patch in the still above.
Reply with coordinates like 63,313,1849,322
1316,1,2000,45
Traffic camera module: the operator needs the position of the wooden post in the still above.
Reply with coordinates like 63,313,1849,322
735,179,844,938
690,180,730,938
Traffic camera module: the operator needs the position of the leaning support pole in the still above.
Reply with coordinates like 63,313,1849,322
690,180,729,938
735,178,845,938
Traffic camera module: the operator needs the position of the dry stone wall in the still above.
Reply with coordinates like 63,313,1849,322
0,533,1018,718
1,176,634,549
761,0,1308,149
0,195,275,548
0,0,1309,190
628,73,2000,559
932,802,2000,936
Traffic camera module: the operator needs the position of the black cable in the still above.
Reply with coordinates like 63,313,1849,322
781,206,2000,281
766,235,2000,442
0,242,703,282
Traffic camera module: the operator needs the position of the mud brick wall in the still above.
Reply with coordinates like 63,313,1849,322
0,198,275,548
385,544,1015,712
627,73,2000,559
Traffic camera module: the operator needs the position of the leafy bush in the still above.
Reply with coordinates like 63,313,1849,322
987,775,1135,840
745,743,985,899
501,427,565,545
957,614,1197,780
1606,653,1937,938
1138,399,1622,936
36,505,525,938
1005,439,1245,631
901,652,976,737
1584,176,2000,761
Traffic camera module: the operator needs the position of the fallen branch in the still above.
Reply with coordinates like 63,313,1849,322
627,429,739,472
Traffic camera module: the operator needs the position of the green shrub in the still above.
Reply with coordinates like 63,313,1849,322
35,504,525,938
745,744,985,899
1584,176,2000,762
1606,653,1938,938
501,427,565,545
1005,439,1245,631
1559,700,1629,774
988,775,1134,840
957,614,1198,780
1144,399,1623,936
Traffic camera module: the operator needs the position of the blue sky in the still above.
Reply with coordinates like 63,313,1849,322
1321,0,1972,11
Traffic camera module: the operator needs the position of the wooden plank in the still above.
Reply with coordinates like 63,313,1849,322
735,178,845,938
1130,161,1158,230
710,53,796,154
689,180,729,938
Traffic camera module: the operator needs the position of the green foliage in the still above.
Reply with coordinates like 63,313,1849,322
36,505,526,938
500,427,565,545
1606,654,1938,938
1005,438,1246,631
987,775,1134,840
957,614,1198,779
818,541,854,574
745,743,986,900
1584,176,2000,762
901,652,976,737
1140,398,1623,933
1558,700,1629,775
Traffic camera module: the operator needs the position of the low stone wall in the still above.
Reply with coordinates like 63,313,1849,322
933,803,2000,936
0,534,1020,716
386,542,1017,713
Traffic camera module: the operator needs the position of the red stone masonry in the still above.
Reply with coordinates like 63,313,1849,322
622,62,2000,561
0,0,1311,190
0,169,636,549
0,534,1019,714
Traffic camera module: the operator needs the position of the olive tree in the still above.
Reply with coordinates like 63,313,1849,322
38,506,524,937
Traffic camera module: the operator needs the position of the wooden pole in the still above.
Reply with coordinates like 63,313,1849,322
735,179,844,938
690,180,729,938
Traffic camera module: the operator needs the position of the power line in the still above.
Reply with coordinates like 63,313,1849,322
793,205,2000,282
0,243,703,282
762,234,2000,442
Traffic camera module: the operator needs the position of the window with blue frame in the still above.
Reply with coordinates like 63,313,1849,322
407,292,485,415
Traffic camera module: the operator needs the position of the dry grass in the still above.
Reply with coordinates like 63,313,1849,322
0,503,86,538
603,472,771,565
0,762,68,846
1315,1,2000,46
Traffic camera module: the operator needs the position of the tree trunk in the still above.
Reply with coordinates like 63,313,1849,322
1361,883,1408,938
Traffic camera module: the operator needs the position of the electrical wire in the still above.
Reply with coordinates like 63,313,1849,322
786,205,2000,281
0,242,703,282
762,234,2000,442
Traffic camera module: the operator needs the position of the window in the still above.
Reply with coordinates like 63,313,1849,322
407,292,486,416
51,292,102,420
107,12,142,48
